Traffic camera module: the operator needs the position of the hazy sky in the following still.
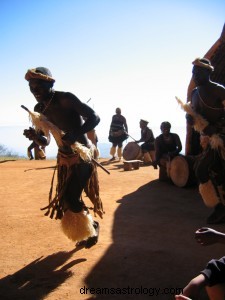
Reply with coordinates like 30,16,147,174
0,0,224,156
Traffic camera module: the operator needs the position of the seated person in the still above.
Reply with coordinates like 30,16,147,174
153,121,182,173
175,227,225,300
135,119,156,167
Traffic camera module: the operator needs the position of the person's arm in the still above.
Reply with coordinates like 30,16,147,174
195,227,225,246
214,83,225,102
175,134,182,153
123,117,128,133
109,116,114,134
175,274,206,300
135,129,144,143
153,137,161,164
61,92,100,144
145,128,155,143
168,134,182,157
201,257,225,287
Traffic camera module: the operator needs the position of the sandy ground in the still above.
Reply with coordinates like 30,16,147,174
0,158,225,300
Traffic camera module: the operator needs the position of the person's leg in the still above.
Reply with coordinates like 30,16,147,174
195,149,225,224
61,161,99,248
141,143,152,164
64,162,92,212
27,142,35,160
117,142,123,160
110,142,117,160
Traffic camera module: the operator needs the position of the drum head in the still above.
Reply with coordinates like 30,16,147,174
169,156,189,187
123,142,141,161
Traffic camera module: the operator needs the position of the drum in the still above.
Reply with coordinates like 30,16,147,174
123,142,142,161
168,155,196,187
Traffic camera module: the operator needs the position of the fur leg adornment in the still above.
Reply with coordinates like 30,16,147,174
199,180,220,208
61,210,96,242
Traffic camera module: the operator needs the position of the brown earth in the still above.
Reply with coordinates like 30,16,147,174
0,159,225,300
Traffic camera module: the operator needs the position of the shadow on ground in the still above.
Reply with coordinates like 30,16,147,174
0,249,86,300
85,180,225,300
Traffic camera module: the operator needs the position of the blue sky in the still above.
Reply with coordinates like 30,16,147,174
0,0,224,156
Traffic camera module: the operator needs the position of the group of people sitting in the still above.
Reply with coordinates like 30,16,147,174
137,119,182,172
108,108,182,176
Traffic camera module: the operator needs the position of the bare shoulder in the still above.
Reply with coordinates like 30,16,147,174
58,91,82,108
212,82,225,95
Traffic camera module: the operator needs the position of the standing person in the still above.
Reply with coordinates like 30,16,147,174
25,128,47,160
23,67,103,248
183,57,225,224
108,107,128,161
135,119,156,166
175,227,225,300
153,121,182,170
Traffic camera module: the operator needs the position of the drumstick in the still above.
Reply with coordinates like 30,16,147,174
124,131,137,142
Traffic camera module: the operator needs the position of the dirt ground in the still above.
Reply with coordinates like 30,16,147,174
0,158,225,300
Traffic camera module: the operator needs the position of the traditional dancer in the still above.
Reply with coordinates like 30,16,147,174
23,67,103,248
177,57,225,224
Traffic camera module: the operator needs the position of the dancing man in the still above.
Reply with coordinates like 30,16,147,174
23,67,103,248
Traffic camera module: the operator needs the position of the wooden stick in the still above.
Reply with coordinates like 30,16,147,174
21,105,30,112
92,158,110,174
24,166,56,172
124,131,137,142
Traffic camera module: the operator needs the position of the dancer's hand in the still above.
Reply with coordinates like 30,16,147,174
195,227,224,246
175,295,191,300
175,295,192,300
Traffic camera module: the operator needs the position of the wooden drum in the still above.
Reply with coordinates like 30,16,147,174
169,155,196,187
123,142,142,161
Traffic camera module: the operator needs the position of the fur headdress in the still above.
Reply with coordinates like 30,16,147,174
192,57,214,71
25,67,55,82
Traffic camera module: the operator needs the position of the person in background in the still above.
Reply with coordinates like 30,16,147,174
175,227,225,300
25,128,47,160
153,121,182,170
108,107,128,161
135,119,156,166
